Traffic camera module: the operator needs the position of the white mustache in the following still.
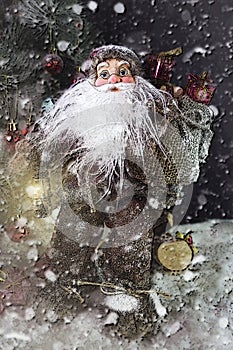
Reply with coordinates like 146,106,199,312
95,82,135,92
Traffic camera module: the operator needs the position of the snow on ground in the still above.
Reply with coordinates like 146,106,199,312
0,219,232,349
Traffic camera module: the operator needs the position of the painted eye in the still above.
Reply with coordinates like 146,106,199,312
99,70,110,79
118,67,130,77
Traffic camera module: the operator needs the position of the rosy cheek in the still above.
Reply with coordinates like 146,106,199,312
122,76,135,83
95,78,107,87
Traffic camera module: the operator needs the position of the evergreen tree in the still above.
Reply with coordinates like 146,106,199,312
0,0,92,134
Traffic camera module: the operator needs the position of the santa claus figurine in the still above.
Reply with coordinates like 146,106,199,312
12,45,214,337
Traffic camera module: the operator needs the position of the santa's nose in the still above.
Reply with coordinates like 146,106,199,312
108,74,121,84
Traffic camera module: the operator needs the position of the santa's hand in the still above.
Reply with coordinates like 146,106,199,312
173,85,184,98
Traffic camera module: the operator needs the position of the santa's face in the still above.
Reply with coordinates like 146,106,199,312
95,58,135,88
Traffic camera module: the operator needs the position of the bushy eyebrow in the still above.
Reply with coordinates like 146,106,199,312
97,62,109,70
118,60,130,67
97,60,131,72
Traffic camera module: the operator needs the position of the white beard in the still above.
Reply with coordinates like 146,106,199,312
34,77,175,209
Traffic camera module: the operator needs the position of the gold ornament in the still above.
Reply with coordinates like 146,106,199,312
156,239,193,271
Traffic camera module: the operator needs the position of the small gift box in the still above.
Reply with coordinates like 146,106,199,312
186,71,216,105
155,56,175,82
144,47,182,94
145,53,175,83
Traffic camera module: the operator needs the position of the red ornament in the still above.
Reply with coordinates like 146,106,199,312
21,128,29,136
5,220,30,243
74,18,83,30
42,53,64,75
186,72,216,105
3,128,22,153
3,123,29,152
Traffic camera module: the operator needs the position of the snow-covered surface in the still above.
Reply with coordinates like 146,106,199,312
0,219,232,349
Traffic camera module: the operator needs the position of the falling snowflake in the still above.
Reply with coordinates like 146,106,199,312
113,2,126,14
87,1,98,13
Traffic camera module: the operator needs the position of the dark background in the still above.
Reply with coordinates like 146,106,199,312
83,0,233,223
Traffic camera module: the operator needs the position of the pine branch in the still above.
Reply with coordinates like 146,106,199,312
19,0,55,38
19,0,87,52
0,0,93,126
0,19,41,82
